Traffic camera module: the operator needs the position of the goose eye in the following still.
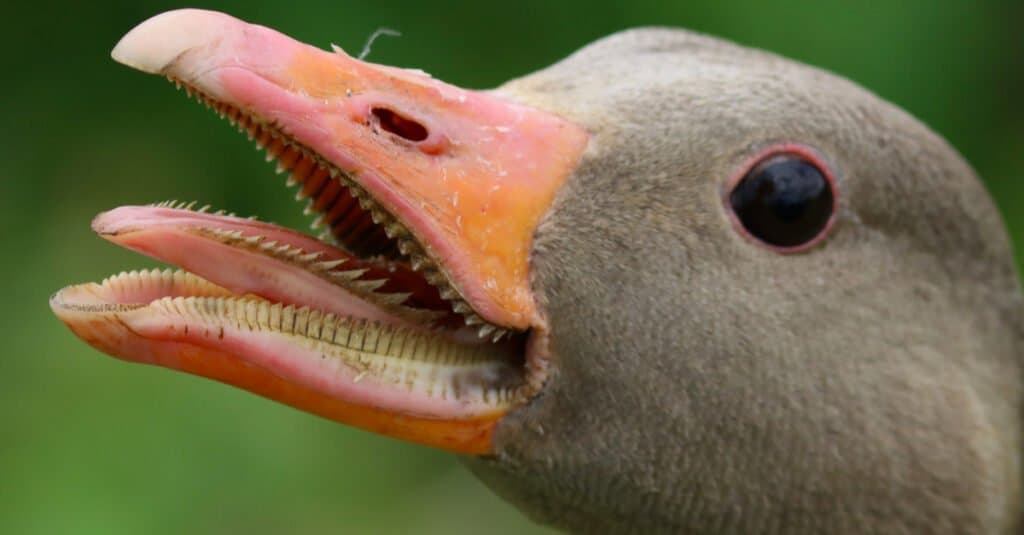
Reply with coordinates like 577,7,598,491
728,151,836,251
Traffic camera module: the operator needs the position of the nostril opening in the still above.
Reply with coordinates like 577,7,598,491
371,107,429,142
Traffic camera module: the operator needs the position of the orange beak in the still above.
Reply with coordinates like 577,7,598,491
111,8,587,330
50,9,588,454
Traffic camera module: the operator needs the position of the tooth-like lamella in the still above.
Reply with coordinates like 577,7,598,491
192,226,441,324
170,78,508,334
152,199,239,218
152,295,525,405
102,268,236,303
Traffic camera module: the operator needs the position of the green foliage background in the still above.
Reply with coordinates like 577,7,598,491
2,1,1020,533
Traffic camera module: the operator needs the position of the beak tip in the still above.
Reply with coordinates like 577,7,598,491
91,209,123,236
111,8,235,74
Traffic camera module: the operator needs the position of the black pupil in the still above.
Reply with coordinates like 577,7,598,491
729,156,833,248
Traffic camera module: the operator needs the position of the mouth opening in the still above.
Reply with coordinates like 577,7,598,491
175,78,517,342
50,76,540,452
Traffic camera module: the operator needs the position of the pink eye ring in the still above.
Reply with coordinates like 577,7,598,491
724,144,838,253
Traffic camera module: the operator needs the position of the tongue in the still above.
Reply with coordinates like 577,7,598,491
92,205,447,327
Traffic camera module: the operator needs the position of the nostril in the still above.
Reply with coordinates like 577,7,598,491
371,107,429,142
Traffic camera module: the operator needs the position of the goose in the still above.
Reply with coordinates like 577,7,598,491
51,9,1023,533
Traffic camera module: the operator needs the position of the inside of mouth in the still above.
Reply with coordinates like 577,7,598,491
176,78,510,341
48,73,540,445
49,73,536,391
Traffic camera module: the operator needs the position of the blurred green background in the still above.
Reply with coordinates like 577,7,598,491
2,1,1021,533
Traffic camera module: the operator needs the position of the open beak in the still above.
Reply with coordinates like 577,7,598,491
50,9,587,454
